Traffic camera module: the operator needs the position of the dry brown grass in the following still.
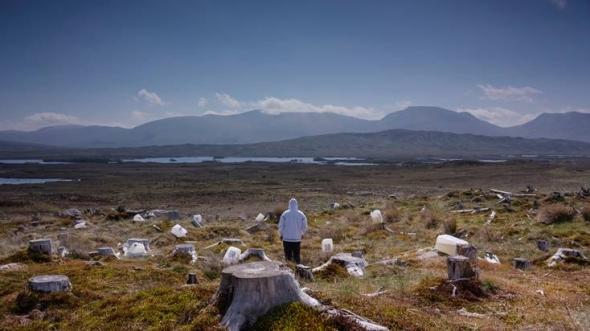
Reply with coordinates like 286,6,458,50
537,204,576,224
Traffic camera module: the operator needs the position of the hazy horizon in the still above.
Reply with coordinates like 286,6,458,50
1,0,589,131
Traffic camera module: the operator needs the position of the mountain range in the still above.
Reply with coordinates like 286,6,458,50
0,106,589,148
2,129,590,160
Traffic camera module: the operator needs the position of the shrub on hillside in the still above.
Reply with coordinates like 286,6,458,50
537,204,576,224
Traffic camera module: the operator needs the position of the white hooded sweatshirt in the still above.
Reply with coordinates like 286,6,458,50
279,198,308,242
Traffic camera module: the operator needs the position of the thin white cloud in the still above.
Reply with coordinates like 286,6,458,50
205,93,396,120
458,107,537,127
0,112,81,131
215,93,242,109
550,0,566,10
197,97,209,108
478,84,542,102
136,89,168,106
24,112,80,126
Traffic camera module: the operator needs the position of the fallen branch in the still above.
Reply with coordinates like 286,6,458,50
484,210,496,225
490,189,536,197
204,238,245,250
451,208,490,214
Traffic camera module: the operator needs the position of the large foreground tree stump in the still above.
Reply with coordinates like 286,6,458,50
447,256,476,281
28,239,52,255
214,261,319,331
28,275,72,293
214,261,389,331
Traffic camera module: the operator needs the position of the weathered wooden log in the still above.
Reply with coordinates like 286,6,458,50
313,253,368,277
204,238,245,249
296,264,314,281
513,257,531,270
214,261,319,331
239,248,272,262
447,256,476,281
28,275,71,293
28,239,52,255
245,222,268,234
546,248,588,267
456,244,478,261
485,210,496,225
490,189,536,197
187,273,198,284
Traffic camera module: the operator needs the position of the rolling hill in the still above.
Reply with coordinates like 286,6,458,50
0,107,588,147
1,129,589,160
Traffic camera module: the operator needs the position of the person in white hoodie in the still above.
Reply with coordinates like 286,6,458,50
278,198,308,264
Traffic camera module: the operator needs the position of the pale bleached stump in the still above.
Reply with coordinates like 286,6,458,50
214,261,319,331
447,256,476,281
28,239,52,255
28,275,71,293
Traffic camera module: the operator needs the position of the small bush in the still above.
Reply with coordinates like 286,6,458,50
383,201,402,223
538,204,576,224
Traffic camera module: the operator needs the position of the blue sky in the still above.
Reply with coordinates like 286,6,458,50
0,0,589,130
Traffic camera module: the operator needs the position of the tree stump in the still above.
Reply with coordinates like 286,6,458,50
173,244,195,256
456,244,477,261
97,247,117,257
127,238,150,251
296,264,314,281
447,256,476,281
187,273,198,284
28,239,52,255
28,275,72,293
537,240,550,252
238,248,272,262
513,258,530,270
214,261,319,331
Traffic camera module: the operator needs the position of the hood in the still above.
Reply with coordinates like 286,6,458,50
289,198,298,211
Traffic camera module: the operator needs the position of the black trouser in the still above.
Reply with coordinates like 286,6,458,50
283,241,301,264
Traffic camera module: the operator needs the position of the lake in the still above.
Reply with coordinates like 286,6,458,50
0,178,77,185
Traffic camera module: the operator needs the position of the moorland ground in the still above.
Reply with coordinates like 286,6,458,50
0,160,589,330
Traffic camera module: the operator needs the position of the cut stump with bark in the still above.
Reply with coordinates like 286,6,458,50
447,256,476,281
28,275,72,293
513,257,531,270
28,239,52,255
214,261,389,331
296,264,314,281
456,244,478,261
214,261,319,331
